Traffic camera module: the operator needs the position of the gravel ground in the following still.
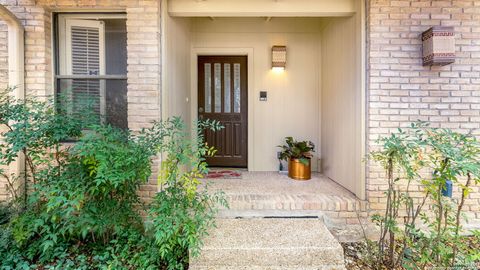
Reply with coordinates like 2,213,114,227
342,242,375,270
341,237,480,270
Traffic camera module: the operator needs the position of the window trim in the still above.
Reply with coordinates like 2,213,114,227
54,13,127,79
55,75,127,80
53,13,128,128
57,14,126,76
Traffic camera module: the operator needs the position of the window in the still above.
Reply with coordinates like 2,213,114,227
55,14,128,129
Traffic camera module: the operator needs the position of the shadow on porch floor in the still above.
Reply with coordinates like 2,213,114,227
201,172,368,223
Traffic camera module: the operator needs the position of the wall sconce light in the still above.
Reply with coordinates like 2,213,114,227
422,26,455,66
272,45,286,71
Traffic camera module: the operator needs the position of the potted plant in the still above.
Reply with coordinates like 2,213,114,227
278,137,315,180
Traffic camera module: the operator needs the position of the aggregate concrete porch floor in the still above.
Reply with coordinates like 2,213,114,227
201,172,367,216
203,172,352,196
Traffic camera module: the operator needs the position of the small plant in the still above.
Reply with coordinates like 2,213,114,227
368,124,423,269
365,122,480,270
408,125,480,269
278,136,315,165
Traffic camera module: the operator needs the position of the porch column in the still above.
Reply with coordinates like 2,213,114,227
0,4,25,201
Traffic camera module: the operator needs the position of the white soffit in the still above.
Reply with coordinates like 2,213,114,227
168,0,356,17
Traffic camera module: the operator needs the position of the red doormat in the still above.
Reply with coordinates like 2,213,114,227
206,170,242,179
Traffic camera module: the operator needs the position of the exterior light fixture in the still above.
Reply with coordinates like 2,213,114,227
272,45,286,70
422,26,455,66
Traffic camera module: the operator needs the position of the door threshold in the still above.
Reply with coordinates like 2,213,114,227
209,167,248,171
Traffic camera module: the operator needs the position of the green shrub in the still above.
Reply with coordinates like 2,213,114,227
0,90,225,269
147,119,226,269
367,122,480,270
0,89,96,203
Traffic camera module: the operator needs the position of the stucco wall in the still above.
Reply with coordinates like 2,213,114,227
367,0,480,223
163,15,191,123
321,16,363,199
191,17,323,172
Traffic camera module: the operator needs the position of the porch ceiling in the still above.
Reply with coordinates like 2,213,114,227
168,0,356,17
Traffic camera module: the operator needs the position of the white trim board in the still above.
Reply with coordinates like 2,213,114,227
168,0,355,17
0,5,25,194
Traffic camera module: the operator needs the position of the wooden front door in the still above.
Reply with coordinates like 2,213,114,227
198,56,248,167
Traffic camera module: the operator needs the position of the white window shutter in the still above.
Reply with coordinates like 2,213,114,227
65,19,106,118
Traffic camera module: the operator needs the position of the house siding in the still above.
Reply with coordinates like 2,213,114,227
367,0,480,223
0,22,6,90
0,0,479,223
0,21,7,201
0,0,162,202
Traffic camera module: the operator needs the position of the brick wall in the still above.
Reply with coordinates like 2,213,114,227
0,0,162,202
367,0,480,223
0,0,52,98
1,0,480,220
0,22,6,90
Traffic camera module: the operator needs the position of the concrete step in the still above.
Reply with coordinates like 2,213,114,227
217,209,325,218
223,193,367,212
191,266,345,270
200,174,368,215
190,218,346,270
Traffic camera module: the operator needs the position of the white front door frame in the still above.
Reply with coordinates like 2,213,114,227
190,47,255,171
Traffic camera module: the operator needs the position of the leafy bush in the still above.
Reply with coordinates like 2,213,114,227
0,90,95,203
0,90,225,269
148,119,226,269
366,122,480,270
12,126,154,260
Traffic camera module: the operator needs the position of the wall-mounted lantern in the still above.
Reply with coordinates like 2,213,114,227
272,45,286,71
422,26,455,66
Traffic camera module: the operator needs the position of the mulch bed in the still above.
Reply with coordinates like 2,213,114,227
341,237,480,270
342,242,373,270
